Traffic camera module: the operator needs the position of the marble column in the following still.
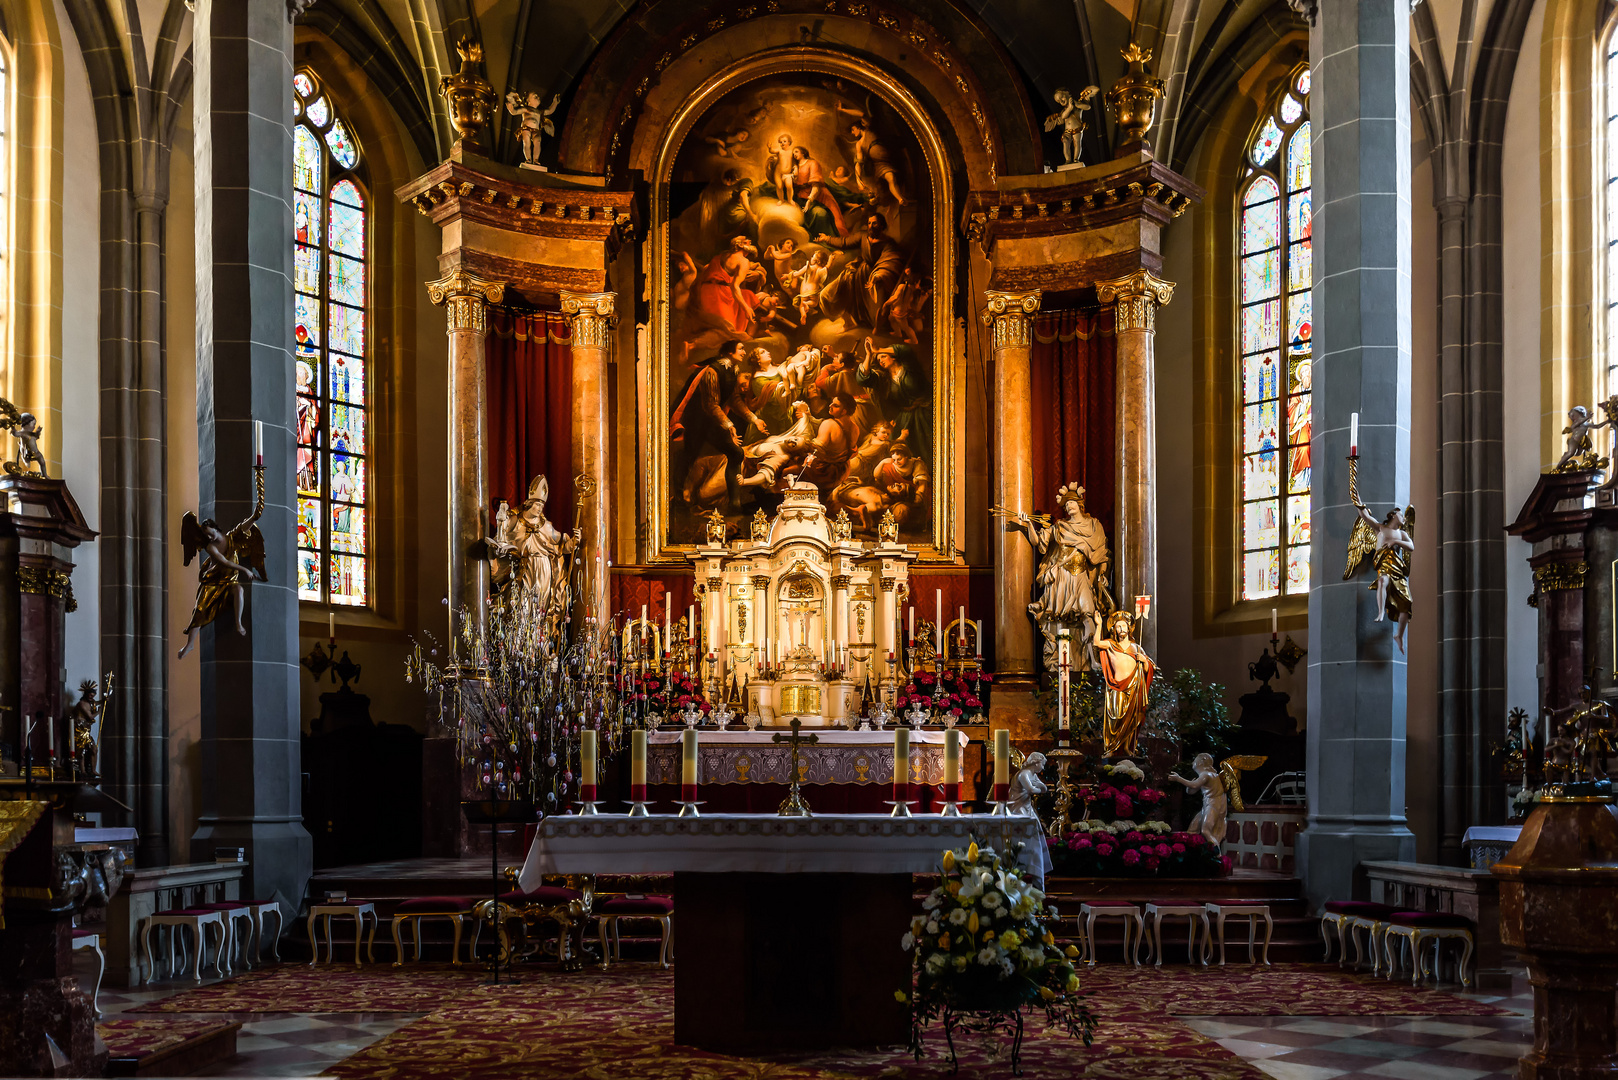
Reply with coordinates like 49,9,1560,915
188,0,311,910
982,290,1041,689
704,574,724,685
1297,0,1417,906
832,575,850,656
877,576,897,670
561,292,617,627
426,270,505,634
1094,271,1174,657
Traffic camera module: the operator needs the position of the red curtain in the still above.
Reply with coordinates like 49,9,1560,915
486,310,574,530
1030,308,1116,542
610,569,697,629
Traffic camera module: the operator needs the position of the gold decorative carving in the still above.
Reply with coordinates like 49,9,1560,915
0,801,47,928
786,577,819,599
980,289,1042,348
706,576,723,590
855,602,868,640
831,575,852,590
426,270,506,333
1107,43,1165,149
831,509,853,541
560,292,618,349
736,601,748,641
17,566,75,611
438,38,498,152
750,575,771,590
705,509,727,545
1095,270,1175,333
878,509,899,544
879,576,897,592
750,510,770,543
1534,561,1589,592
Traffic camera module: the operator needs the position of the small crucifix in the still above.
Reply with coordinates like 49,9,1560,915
772,718,819,817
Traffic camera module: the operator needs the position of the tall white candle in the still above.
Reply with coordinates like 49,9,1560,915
1350,412,1359,455
908,606,915,642
1271,607,1278,635
253,420,264,466
664,592,671,652
975,620,983,657
580,730,597,789
935,590,943,655
328,611,335,641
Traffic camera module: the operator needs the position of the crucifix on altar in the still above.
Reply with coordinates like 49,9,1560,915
772,719,818,817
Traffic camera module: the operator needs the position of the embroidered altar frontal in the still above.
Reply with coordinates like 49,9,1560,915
646,730,954,785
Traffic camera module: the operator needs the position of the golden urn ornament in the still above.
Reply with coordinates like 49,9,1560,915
1106,43,1166,153
439,38,498,152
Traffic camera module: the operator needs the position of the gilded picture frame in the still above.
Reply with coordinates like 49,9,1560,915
643,50,959,562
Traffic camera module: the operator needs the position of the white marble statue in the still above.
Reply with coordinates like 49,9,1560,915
1006,482,1114,670
1168,753,1265,849
1042,86,1098,166
505,90,560,169
506,475,579,623
1009,751,1048,817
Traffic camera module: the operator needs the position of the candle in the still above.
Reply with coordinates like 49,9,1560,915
641,604,648,637
993,729,1009,801
580,730,597,800
47,713,55,758
894,727,910,803
908,606,915,643
944,728,960,784
975,620,983,657
681,727,699,799
1350,412,1359,456
328,611,335,641
631,729,647,797
664,592,671,653
958,606,965,644
1271,607,1278,636
253,420,264,466
688,604,696,643
935,590,943,655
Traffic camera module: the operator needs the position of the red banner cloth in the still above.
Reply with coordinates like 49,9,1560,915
486,310,574,531
1030,308,1116,542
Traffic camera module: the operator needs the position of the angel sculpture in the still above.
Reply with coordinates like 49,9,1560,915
1169,752,1267,849
177,499,268,659
1553,404,1607,473
1009,750,1048,817
505,90,560,169
0,397,48,478
1343,502,1415,654
1043,86,1099,166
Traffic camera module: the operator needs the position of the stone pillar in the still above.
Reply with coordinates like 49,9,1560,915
1297,0,1417,906
832,575,850,655
188,0,311,911
561,292,617,626
705,574,725,685
426,270,504,633
1094,271,1174,657
982,290,1041,690
876,576,897,669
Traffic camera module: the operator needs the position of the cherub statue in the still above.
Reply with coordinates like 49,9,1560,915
0,397,48,477
178,504,268,659
1553,405,1607,473
1009,750,1048,816
1091,609,1155,759
1168,753,1266,848
1043,86,1099,166
505,90,560,169
1343,502,1415,654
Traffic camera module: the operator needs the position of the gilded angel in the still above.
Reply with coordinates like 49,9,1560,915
1343,502,1415,654
178,507,267,659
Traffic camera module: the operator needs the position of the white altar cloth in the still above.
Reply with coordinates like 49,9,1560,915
646,729,961,785
517,813,1041,890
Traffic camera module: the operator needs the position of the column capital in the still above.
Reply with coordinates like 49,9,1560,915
1094,271,1175,332
560,291,619,349
426,270,506,333
980,289,1042,348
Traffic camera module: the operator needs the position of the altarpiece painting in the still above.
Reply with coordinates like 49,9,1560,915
653,70,953,554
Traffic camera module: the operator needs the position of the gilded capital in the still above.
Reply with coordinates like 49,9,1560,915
980,289,1042,349
426,270,506,334
560,291,618,350
750,575,772,590
1094,271,1175,333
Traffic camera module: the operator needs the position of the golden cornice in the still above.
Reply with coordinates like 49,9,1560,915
395,159,636,242
1533,561,1588,592
964,159,1202,249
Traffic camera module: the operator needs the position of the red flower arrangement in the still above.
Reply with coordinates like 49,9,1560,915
894,669,989,720
1078,781,1166,823
625,670,711,714
1047,830,1220,878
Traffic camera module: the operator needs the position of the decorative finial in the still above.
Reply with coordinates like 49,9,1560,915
750,508,770,543
1106,42,1166,155
438,36,498,153
877,508,899,544
832,508,853,542
705,508,728,545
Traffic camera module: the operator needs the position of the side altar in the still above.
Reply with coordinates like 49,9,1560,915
689,485,915,727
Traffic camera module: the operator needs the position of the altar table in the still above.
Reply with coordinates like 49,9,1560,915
644,729,959,814
520,813,1041,1052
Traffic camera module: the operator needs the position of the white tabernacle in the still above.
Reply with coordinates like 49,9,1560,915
518,814,1043,887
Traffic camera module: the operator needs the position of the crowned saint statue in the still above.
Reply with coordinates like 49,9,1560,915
1007,483,1114,669
1091,609,1155,759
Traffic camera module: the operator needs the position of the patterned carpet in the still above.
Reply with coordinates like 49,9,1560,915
124,963,486,1014
315,964,1507,1080
98,1017,241,1061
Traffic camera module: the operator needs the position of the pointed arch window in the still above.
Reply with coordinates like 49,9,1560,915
1236,64,1312,601
293,68,370,606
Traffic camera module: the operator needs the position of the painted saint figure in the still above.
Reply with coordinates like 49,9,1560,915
1091,609,1155,759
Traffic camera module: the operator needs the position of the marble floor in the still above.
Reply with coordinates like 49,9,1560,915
81,951,1534,1079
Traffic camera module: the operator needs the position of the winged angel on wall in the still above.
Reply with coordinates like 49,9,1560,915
1343,500,1414,655
178,475,269,659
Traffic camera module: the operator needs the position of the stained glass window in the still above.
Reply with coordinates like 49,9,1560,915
293,68,370,607
1238,63,1312,601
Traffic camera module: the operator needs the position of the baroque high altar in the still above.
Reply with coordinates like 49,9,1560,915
692,487,915,726
401,26,1200,728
